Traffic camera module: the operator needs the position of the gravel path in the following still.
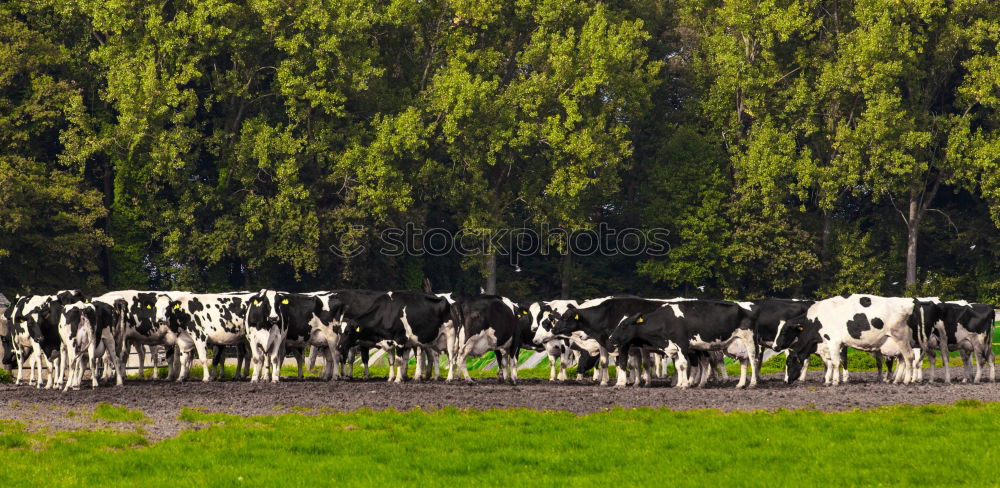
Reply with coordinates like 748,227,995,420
2,372,998,442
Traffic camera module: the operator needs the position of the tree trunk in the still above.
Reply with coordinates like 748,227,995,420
484,252,497,295
102,159,114,288
560,251,572,299
905,193,921,289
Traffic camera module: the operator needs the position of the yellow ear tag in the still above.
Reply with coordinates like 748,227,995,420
281,299,289,305
173,304,180,310
146,305,152,309
574,314,579,320
637,317,644,324
355,327,361,333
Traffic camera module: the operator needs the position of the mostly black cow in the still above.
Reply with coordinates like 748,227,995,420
608,299,759,388
451,295,521,383
338,291,455,383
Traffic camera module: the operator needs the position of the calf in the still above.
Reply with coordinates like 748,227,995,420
608,299,758,388
784,294,916,385
166,293,255,382
451,295,521,383
338,291,455,383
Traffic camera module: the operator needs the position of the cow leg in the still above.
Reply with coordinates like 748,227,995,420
874,352,885,383
926,348,936,383
674,352,691,389
396,348,409,382
641,351,652,387
912,348,923,382
827,342,844,386
358,348,368,379
413,347,424,382
942,342,953,383
193,340,210,382
292,346,305,380
736,357,748,388
598,348,610,386
959,348,973,383
272,342,286,383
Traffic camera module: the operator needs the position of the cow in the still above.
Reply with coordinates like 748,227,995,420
925,300,995,383
451,295,521,383
608,299,759,388
165,292,255,382
58,299,128,390
783,294,916,385
302,289,388,380
527,300,580,381
337,291,455,383
8,290,85,388
97,290,189,380
550,296,698,387
244,290,337,382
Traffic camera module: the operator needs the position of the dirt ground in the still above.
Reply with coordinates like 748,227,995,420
2,371,1000,442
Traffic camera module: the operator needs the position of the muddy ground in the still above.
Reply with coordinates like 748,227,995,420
2,371,1000,442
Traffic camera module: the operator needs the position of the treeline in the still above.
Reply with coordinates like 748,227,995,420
2,0,1000,303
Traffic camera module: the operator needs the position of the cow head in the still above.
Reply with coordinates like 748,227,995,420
608,312,643,350
337,318,364,355
246,289,285,330
549,305,582,336
781,319,821,384
166,299,193,331
153,294,176,328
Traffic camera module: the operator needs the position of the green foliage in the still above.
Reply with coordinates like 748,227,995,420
2,0,1000,299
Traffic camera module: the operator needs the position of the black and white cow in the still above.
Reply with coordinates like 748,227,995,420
783,294,916,385
527,300,580,381
925,300,995,383
338,291,455,383
304,289,388,380
608,299,758,388
165,292,255,382
550,296,683,387
244,290,338,382
58,299,128,390
8,290,85,388
451,295,521,383
98,290,189,380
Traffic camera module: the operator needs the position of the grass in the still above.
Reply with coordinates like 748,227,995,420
2,403,1000,485
93,403,151,424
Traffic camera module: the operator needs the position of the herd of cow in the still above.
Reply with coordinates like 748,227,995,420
0,289,995,391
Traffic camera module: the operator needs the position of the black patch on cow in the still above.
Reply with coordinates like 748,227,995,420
871,317,884,329
823,334,830,340
859,296,872,307
846,313,873,339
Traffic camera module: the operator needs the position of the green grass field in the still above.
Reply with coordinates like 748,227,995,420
1,403,1000,486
